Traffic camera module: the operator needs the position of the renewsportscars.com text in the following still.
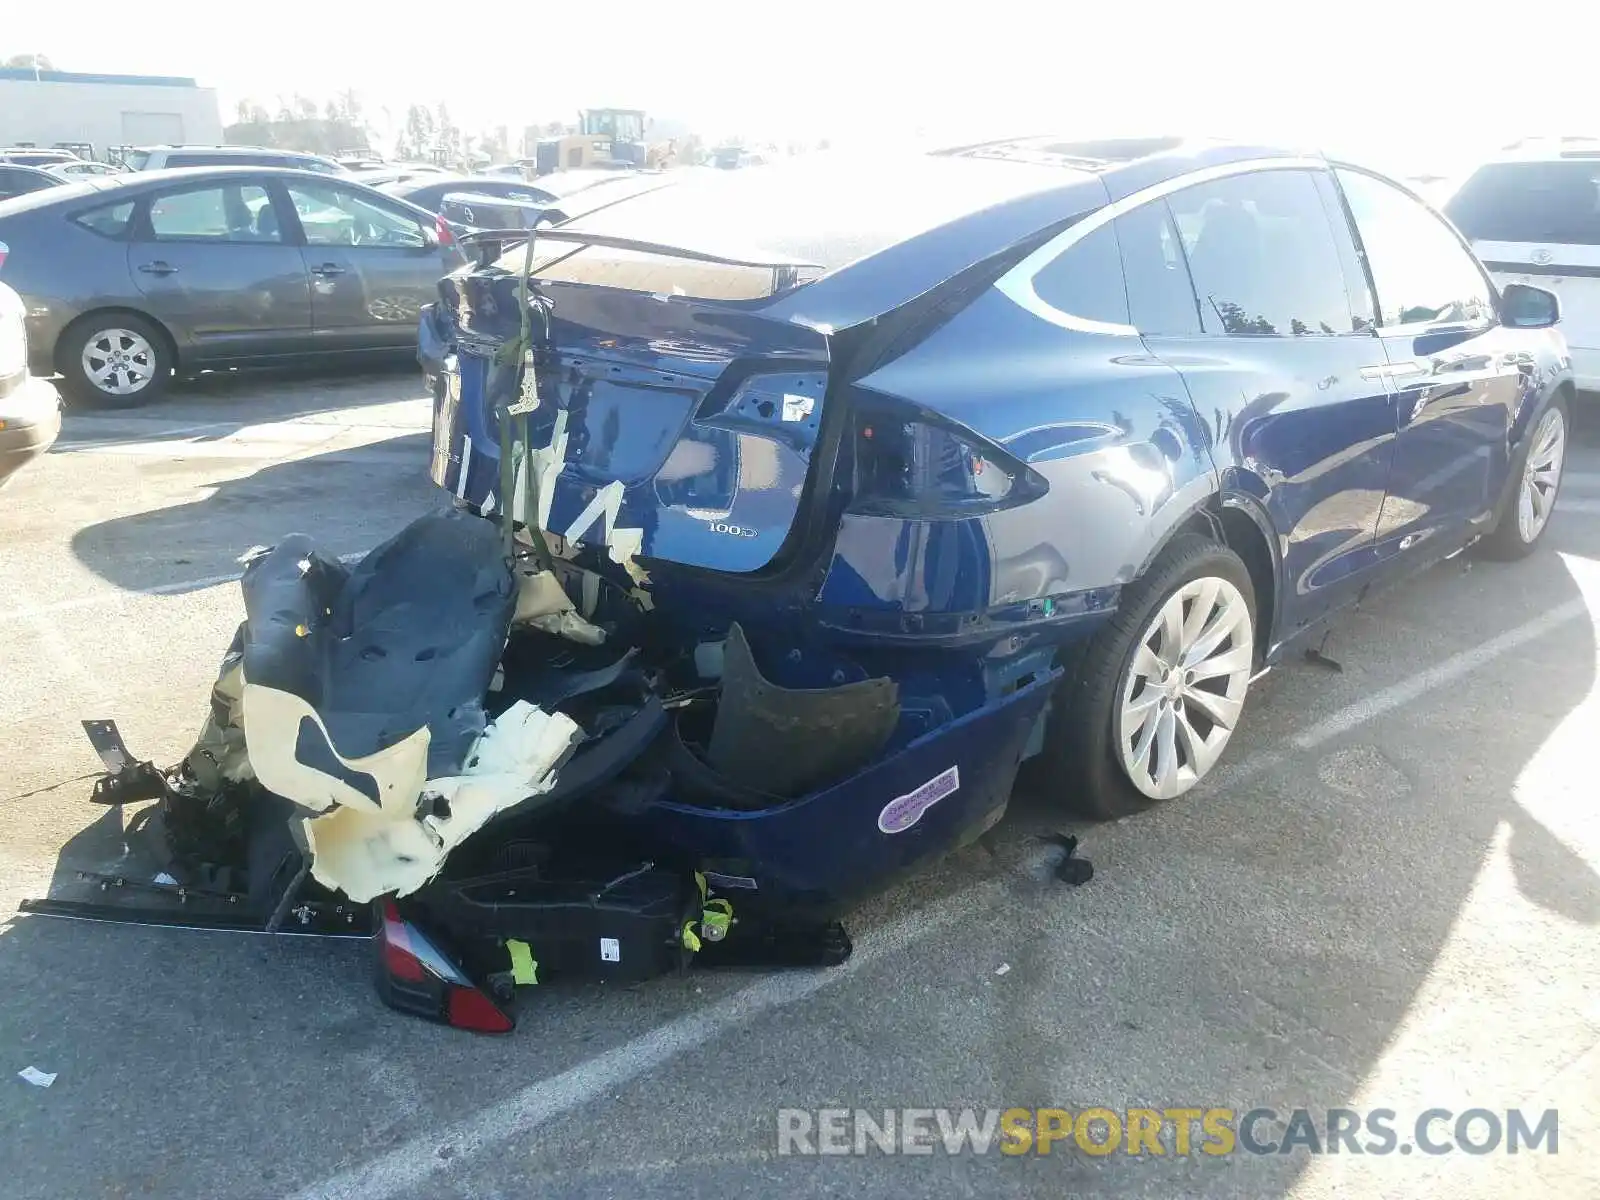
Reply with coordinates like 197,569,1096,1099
776,1106,1560,1157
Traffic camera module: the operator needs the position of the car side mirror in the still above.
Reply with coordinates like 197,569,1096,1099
1501,282,1560,329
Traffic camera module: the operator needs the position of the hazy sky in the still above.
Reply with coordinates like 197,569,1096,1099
7,0,1592,172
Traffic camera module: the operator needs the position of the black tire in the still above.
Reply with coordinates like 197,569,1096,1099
58,312,173,409
1028,534,1258,820
1476,390,1570,561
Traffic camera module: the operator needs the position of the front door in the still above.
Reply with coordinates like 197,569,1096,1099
276,179,446,351
1332,167,1523,568
128,178,312,361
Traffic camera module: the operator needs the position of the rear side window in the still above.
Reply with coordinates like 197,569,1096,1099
73,200,135,238
1167,170,1356,337
1117,201,1202,335
1030,222,1129,327
1445,161,1600,244
1336,169,1492,329
147,184,280,242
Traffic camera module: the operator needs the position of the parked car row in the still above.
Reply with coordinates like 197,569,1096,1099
0,167,463,405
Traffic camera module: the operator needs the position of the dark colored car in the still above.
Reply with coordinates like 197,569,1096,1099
380,173,556,217
0,166,464,407
422,140,1573,822
383,169,676,229
0,163,65,202
122,146,347,174
0,273,62,486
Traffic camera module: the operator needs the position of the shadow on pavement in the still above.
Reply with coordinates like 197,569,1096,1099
68,430,441,595
53,356,424,447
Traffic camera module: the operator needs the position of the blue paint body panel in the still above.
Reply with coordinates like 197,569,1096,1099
420,141,1573,911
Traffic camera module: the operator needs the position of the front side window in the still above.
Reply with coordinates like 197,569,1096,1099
1029,222,1129,328
1167,170,1356,337
146,184,280,242
283,182,427,248
1337,169,1493,329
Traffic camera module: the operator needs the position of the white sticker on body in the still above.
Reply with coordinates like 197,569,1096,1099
600,937,621,962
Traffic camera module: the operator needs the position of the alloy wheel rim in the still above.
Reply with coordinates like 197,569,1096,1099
1115,576,1254,801
1517,406,1566,544
82,328,156,396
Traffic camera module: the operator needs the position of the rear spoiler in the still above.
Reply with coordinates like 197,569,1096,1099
457,225,823,272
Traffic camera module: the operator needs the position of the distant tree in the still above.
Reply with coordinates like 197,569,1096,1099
3,52,53,71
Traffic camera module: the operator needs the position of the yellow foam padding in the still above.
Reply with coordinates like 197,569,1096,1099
240,680,430,816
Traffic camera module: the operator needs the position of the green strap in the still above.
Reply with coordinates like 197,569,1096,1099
506,938,538,985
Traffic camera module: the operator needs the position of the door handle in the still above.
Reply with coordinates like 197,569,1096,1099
310,263,347,277
137,261,178,276
1359,361,1427,381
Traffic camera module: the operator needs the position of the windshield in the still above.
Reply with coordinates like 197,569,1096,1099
122,150,152,171
1446,161,1600,245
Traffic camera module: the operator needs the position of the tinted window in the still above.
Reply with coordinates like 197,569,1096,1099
147,184,280,242
1337,169,1493,329
73,200,135,238
283,182,426,247
0,167,57,201
1445,161,1600,245
1117,201,1202,335
1168,170,1356,337
1031,222,1128,326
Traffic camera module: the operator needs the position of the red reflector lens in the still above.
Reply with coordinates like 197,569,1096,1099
435,214,454,246
379,899,426,982
446,985,515,1034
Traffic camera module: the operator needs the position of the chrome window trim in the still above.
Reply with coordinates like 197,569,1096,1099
994,156,1331,337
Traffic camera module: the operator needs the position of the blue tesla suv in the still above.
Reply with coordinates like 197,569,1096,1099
421,137,1572,824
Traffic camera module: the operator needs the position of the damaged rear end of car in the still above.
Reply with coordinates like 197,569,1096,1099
28,155,1114,1032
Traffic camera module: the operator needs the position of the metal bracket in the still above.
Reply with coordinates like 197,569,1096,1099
82,719,167,805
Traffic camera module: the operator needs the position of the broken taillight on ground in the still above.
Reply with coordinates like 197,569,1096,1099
374,898,515,1034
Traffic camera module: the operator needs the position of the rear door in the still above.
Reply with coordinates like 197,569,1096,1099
128,177,312,360
1336,167,1523,565
277,178,448,350
1124,167,1399,638
1446,159,1600,386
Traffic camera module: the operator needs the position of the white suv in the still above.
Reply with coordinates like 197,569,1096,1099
1445,140,1600,390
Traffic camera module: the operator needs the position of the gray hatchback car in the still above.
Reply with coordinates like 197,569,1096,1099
0,166,464,406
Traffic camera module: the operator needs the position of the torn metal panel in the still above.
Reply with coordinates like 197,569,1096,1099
706,623,901,798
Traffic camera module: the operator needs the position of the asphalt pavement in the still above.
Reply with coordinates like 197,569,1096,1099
2,367,1598,1200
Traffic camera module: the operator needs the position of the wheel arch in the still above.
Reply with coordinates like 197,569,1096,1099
1136,488,1282,661
54,306,183,376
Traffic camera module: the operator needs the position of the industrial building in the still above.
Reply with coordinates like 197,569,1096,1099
0,68,221,158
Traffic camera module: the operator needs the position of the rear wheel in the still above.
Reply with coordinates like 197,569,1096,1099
1477,392,1569,560
1032,534,1258,819
59,313,172,408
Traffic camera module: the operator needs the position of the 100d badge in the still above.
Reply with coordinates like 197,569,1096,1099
708,522,757,537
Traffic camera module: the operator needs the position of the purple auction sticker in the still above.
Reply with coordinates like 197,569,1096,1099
877,766,961,834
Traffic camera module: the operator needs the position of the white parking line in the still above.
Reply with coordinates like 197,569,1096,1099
289,594,1594,1200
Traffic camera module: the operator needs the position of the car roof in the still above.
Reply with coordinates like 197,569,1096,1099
0,165,436,221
